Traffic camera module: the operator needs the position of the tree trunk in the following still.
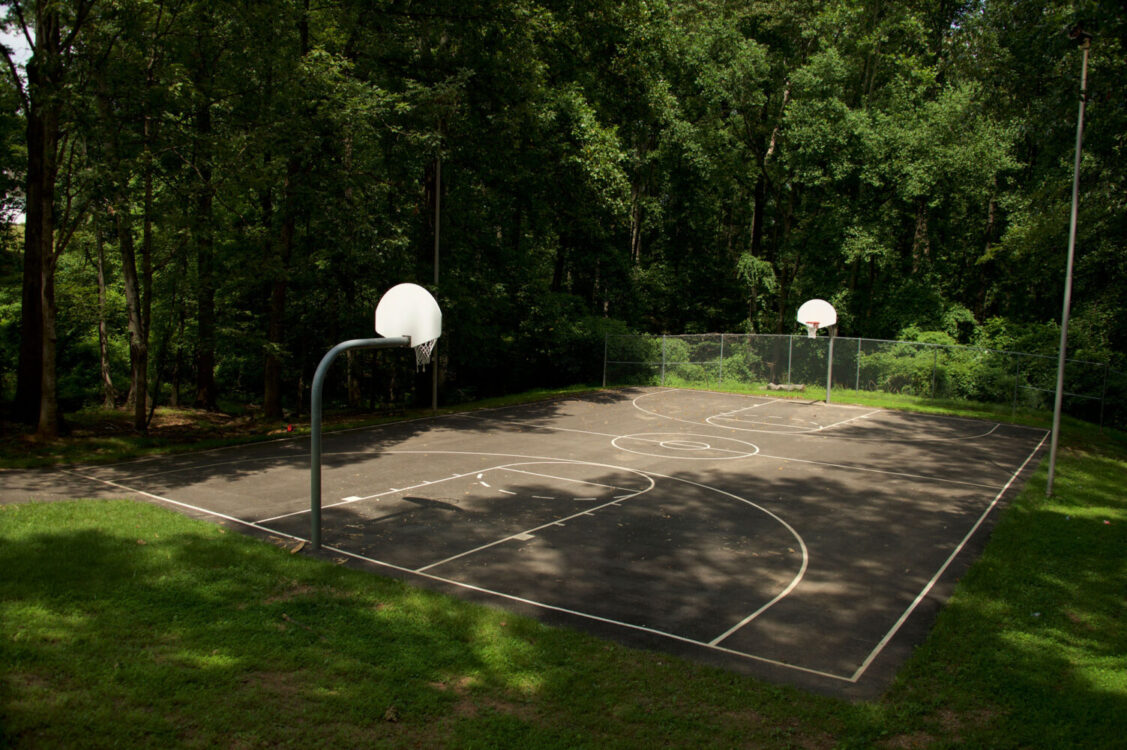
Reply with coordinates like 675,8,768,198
261,173,281,419
15,117,45,424
193,101,217,410
37,249,61,438
911,198,930,273
264,157,298,420
25,12,64,437
115,204,148,432
141,129,154,420
749,175,766,259
94,220,117,408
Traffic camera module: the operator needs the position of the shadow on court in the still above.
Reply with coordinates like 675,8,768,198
3,387,1048,699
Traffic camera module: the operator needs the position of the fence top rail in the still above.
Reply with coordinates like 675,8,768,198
849,336,1107,365
607,332,1109,369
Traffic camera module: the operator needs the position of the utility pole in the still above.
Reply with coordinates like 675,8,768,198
432,152,441,413
1046,28,1091,496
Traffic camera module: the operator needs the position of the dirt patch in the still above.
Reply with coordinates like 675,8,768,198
263,583,320,604
880,732,937,749
429,676,536,722
240,670,306,701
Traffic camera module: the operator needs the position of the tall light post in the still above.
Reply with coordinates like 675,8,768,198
432,151,441,414
1046,28,1091,496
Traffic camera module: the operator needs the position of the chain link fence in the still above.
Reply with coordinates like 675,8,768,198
603,333,1124,428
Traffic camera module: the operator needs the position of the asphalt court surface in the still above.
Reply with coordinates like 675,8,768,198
52,388,1048,698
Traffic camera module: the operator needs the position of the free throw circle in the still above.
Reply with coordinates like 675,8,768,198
612,433,759,460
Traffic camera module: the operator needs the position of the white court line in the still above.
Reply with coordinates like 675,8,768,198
448,411,621,439
84,405,462,479
67,432,1046,686
60,469,310,545
108,452,308,481
316,540,851,684
802,419,1003,443
59,463,843,683
626,435,753,456
753,452,1000,489
414,475,655,573
503,465,645,494
849,430,1050,681
255,463,508,524
705,407,882,435
715,401,777,417
817,408,884,432
706,417,813,433
93,388,620,480
635,389,839,435
634,388,1031,443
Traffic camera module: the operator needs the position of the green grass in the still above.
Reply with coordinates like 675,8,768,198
3,421,1126,747
0,500,851,748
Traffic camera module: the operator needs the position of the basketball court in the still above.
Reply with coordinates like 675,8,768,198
54,387,1048,698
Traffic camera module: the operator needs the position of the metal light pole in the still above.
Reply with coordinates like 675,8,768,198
432,153,441,414
1046,29,1091,497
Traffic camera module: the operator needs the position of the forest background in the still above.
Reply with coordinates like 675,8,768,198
0,0,1124,438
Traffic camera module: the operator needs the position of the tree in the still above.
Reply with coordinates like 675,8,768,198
3,0,99,437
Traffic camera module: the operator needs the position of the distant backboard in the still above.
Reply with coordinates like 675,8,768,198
796,299,837,338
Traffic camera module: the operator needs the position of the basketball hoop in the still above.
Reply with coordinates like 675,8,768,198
796,299,836,338
414,338,437,369
376,283,442,371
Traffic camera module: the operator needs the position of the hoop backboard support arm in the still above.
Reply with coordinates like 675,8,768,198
310,337,410,550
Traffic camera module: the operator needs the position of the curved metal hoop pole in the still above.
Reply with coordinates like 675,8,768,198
311,337,410,550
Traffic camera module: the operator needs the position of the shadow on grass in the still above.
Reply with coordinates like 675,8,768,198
0,502,594,748
884,456,1127,749
0,500,849,749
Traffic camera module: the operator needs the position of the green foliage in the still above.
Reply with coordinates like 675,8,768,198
0,0,1124,427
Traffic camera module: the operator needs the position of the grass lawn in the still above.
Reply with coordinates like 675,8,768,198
2,391,1125,748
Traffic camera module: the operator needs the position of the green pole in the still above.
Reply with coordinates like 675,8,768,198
311,337,410,551
825,332,834,404
602,333,608,387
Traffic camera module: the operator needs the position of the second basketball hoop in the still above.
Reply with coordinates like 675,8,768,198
796,298,838,404
796,299,837,338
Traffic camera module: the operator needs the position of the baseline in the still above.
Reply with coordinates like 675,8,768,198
65,450,824,680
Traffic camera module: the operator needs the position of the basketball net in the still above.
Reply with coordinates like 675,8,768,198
805,322,819,339
415,339,437,369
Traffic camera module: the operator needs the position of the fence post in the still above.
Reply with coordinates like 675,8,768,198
602,333,608,388
931,346,938,398
826,334,835,404
855,338,861,391
1012,356,1021,418
719,334,724,385
1100,362,1109,429
787,335,793,385
661,335,666,386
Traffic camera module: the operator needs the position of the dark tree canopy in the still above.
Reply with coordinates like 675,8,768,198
0,0,1124,427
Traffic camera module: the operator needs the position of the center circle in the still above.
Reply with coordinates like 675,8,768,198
612,433,760,460
659,440,711,451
